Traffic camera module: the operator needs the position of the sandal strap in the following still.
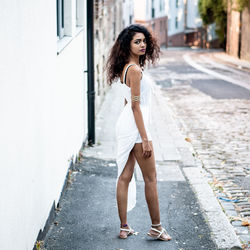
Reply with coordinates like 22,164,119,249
120,227,132,232
151,227,166,239
151,222,161,227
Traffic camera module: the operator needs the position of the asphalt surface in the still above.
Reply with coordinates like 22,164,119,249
191,79,250,99
151,48,250,100
43,157,217,250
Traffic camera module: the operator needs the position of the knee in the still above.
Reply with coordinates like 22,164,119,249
118,173,133,184
144,171,157,184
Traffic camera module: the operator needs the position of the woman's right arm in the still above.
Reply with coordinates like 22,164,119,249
128,66,152,158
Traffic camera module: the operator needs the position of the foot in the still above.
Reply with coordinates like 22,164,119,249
148,225,172,241
119,224,135,239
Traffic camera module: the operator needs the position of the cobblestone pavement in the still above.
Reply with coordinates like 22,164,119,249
148,48,250,248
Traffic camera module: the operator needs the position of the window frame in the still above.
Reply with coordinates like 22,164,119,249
57,0,85,54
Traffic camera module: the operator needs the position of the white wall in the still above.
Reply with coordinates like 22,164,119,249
135,0,166,21
0,0,87,249
166,0,185,36
186,0,202,28
123,0,134,27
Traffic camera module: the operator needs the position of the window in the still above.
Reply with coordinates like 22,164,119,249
151,8,155,18
129,15,132,24
57,0,84,40
151,0,155,18
159,0,164,12
57,0,64,39
175,17,178,29
57,0,85,54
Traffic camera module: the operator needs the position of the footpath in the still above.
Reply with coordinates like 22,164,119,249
43,72,243,250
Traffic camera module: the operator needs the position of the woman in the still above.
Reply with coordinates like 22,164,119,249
106,24,172,241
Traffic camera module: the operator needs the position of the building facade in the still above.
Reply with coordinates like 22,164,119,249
166,0,205,47
0,0,88,249
227,1,250,61
134,0,168,47
123,0,134,27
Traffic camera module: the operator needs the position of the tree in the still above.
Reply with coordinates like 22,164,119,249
198,0,227,49
234,0,250,11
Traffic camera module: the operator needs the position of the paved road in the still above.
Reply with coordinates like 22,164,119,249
43,157,216,250
150,48,250,100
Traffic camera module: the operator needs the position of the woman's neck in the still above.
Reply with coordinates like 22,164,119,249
129,54,140,66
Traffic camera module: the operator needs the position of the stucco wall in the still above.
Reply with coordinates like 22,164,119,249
0,1,87,249
241,3,250,61
226,1,240,57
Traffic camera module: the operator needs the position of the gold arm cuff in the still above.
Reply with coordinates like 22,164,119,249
131,95,140,102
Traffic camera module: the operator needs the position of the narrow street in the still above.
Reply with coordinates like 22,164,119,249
41,48,250,250
148,48,250,246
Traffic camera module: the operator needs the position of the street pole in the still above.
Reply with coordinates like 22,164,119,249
87,0,95,145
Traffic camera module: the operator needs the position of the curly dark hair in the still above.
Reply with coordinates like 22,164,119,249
106,24,160,85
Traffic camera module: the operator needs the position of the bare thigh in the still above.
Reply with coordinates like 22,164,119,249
132,141,157,182
118,150,136,182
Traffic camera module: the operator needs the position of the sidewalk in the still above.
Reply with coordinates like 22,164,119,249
43,73,242,249
211,51,250,71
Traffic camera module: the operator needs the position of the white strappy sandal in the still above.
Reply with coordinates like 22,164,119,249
119,225,135,239
147,223,172,241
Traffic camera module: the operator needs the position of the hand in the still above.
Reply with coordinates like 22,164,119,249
142,140,152,158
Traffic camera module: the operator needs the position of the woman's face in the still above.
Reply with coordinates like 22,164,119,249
130,32,147,57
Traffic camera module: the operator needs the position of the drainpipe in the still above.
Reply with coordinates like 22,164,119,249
87,0,95,145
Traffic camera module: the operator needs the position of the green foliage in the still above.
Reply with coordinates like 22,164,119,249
234,0,250,12
198,0,227,46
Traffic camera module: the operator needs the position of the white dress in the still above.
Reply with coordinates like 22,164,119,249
115,64,152,212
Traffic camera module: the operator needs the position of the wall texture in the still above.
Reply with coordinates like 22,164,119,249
0,1,87,249
226,0,250,61
241,3,250,61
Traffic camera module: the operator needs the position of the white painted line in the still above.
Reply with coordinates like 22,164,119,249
183,54,250,91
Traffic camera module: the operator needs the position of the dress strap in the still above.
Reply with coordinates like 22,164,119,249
123,64,137,84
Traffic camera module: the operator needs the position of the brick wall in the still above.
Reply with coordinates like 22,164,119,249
168,32,185,47
146,16,168,47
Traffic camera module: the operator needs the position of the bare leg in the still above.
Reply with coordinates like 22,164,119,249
133,142,171,240
116,150,136,238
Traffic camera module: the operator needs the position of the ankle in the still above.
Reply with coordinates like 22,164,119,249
120,223,129,228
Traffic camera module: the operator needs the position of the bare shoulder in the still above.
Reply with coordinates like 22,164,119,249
127,64,142,80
